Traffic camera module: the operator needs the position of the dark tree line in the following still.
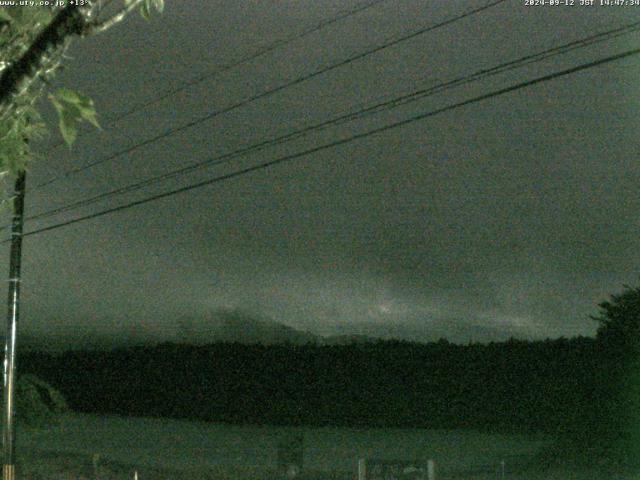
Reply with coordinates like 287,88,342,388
19,337,603,432
17,283,640,468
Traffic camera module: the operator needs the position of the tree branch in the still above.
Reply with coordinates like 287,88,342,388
82,0,145,36
0,5,89,116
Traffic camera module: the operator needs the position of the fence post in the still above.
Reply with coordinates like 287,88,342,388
357,458,366,480
427,459,436,480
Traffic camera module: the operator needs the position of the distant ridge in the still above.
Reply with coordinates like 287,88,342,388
8,308,537,353
321,333,379,345
174,308,319,345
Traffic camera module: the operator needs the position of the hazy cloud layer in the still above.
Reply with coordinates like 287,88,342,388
3,0,639,345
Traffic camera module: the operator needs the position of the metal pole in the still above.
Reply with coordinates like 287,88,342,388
427,459,436,480
357,458,366,480
2,171,26,480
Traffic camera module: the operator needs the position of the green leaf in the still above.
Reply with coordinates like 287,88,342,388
152,0,164,13
125,0,162,20
0,123,31,174
54,88,82,105
3,6,51,27
6,6,24,23
140,0,152,20
50,89,100,144
81,110,100,129
30,7,52,26
0,8,12,23
55,88,94,109
58,108,78,146
49,99,78,146
50,95,79,146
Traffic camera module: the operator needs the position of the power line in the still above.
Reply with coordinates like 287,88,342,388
23,19,640,225
347,17,640,117
35,0,507,190
44,0,390,153
110,0,390,122
15,45,640,241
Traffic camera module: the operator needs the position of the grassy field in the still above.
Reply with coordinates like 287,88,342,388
10,413,633,479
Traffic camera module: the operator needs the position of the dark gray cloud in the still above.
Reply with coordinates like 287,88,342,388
3,0,639,345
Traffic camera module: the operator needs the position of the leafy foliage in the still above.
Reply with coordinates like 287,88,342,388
14,373,68,427
0,1,163,201
0,6,53,185
582,283,640,469
127,0,164,20
0,5,98,201
592,283,640,354
49,88,100,146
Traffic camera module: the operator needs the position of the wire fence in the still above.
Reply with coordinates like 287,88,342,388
441,454,534,479
15,447,536,480
358,454,534,480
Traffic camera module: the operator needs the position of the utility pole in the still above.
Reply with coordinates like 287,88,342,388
2,171,26,480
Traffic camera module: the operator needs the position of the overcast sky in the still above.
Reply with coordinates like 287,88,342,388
3,0,640,345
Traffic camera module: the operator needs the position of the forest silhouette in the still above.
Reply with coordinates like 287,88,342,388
18,283,640,468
